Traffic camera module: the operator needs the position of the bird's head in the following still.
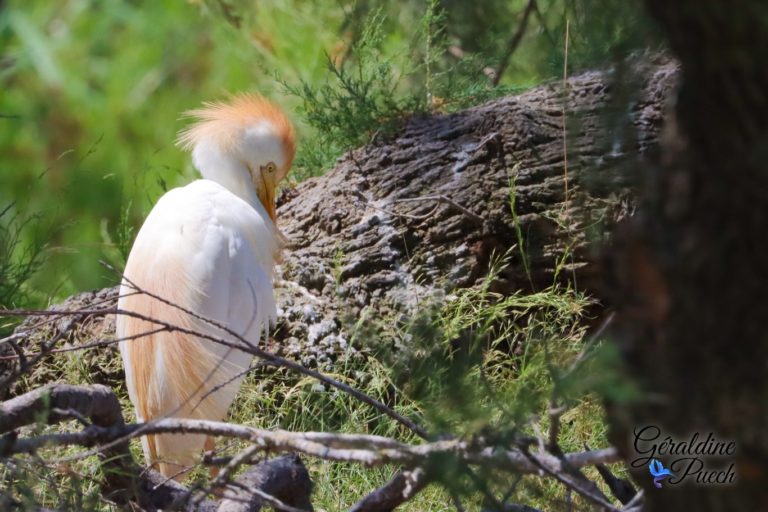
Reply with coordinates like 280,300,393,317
177,94,295,223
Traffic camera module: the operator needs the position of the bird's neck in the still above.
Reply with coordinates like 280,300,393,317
192,141,263,213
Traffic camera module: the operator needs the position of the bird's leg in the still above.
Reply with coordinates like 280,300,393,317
204,436,227,498
204,436,220,480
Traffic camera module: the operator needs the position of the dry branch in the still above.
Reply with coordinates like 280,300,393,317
350,468,429,512
3,414,621,475
0,380,626,509
0,57,680,510
215,454,313,512
0,384,313,511
1,293,631,511
2,301,428,440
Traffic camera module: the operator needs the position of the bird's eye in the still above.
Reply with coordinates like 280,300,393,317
266,162,277,173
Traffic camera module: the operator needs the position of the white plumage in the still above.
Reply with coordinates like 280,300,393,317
116,95,294,477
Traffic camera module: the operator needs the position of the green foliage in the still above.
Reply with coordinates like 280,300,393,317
0,204,47,335
1,1,657,508
99,200,135,271
0,206,42,308
281,1,527,177
1,0,660,301
281,11,419,176
0,0,355,297
508,170,533,287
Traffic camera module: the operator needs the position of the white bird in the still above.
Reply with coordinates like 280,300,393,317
116,95,295,478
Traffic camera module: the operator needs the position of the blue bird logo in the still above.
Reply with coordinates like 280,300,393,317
649,459,674,488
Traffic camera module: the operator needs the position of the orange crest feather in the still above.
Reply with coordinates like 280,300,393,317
176,93,296,171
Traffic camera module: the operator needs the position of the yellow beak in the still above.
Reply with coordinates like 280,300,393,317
258,184,277,224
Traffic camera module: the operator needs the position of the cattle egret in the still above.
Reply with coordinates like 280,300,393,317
116,95,295,478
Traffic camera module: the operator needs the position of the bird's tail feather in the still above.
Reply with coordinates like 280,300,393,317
118,279,247,479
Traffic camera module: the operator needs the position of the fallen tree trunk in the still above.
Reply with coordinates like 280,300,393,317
0,57,680,510
3,58,678,392
273,56,677,368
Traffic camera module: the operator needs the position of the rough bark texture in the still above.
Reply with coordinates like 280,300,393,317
606,1,768,510
216,454,314,512
0,57,689,511
272,57,677,369
348,468,428,512
4,59,678,397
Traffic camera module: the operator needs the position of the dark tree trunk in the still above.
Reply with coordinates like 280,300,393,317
607,1,768,509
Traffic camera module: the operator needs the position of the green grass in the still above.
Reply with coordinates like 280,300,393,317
1,1,658,508
1,259,631,510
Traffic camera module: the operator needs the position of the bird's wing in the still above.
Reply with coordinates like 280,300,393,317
116,180,279,470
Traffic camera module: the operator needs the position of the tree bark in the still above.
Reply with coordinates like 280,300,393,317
0,384,313,511
0,56,687,509
271,56,677,370
4,59,678,397
212,454,314,512
606,1,768,510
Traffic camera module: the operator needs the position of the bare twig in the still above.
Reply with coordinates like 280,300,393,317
1,383,314,510
111,271,430,439
0,317,80,391
2,414,623,479
492,0,538,86
585,442,637,505
517,445,621,512
0,383,138,503
352,190,485,225
0,325,168,360
389,195,484,224
2,383,626,511
0,303,429,440
198,444,263,506
547,404,567,454
352,190,441,222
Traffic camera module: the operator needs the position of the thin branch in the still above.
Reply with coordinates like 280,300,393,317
352,190,442,222
0,303,429,440
108,271,429,439
388,195,484,224
196,444,262,506
517,445,621,512
0,317,80,391
547,404,567,454
492,0,537,86
2,414,621,478
0,325,169,360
